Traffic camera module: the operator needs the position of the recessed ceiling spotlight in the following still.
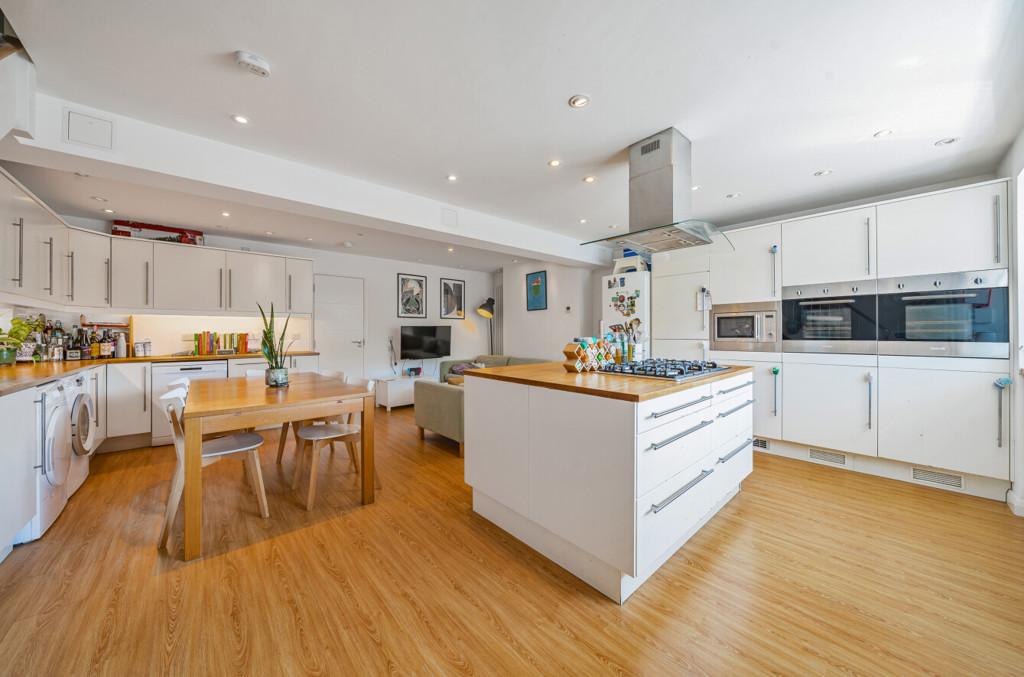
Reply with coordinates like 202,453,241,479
447,174,458,182
568,94,590,108
579,218,588,224
873,129,894,138
417,258,423,262
356,232,364,237
691,185,701,191
102,208,115,214
91,196,108,202
813,169,833,177
232,115,250,125
725,192,742,199
265,231,273,235
513,259,519,263
74,172,90,178
582,175,596,183
547,159,561,167
342,240,353,248
447,247,455,252
306,237,313,241
934,137,959,146
220,211,230,217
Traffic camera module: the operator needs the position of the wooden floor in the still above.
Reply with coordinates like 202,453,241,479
1,408,1022,676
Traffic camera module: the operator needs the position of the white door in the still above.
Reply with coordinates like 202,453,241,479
107,362,151,437
0,388,38,552
783,361,878,456
67,229,111,307
286,258,314,314
781,207,876,286
652,271,710,339
225,251,286,313
876,182,1008,277
878,365,1008,479
110,237,153,308
153,242,226,311
315,274,366,377
710,223,782,304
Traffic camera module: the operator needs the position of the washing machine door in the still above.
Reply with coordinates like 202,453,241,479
71,392,97,456
43,398,72,488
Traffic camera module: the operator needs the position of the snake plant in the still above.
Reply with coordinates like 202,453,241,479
258,304,295,369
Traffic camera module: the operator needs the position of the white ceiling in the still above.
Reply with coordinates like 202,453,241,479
3,0,1023,241
1,161,521,272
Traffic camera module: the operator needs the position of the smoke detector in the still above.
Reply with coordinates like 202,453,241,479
234,50,271,78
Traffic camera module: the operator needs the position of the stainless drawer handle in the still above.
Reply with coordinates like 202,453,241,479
649,394,713,419
717,380,753,395
652,469,714,514
718,438,752,464
717,399,753,419
647,419,713,451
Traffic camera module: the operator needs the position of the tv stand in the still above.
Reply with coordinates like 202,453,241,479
377,374,437,412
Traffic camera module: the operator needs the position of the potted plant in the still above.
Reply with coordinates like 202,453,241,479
258,303,295,387
0,316,39,366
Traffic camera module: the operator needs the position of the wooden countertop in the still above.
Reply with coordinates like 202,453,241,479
464,361,752,402
0,351,319,397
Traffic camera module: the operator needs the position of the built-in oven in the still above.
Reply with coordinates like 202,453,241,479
877,269,1009,358
782,280,877,354
710,301,781,352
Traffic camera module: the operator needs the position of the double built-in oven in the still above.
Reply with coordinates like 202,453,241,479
778,269,1009,357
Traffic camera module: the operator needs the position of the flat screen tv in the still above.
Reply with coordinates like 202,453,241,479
400,325,452,360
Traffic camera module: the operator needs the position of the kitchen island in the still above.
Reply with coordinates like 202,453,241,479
464,362,754,603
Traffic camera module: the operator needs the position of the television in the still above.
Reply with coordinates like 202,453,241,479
400,325,452,360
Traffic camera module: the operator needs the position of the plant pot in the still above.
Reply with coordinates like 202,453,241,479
0,347,17,366
265,368,289,387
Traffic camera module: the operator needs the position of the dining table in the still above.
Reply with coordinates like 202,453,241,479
180,372,376,560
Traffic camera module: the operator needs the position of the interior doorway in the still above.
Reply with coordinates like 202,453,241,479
314,274,366,378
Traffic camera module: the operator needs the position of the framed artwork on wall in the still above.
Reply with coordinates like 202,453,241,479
397,273,427,318
526,270,547,311
440,278,465,319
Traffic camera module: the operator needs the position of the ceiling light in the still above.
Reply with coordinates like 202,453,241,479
547,159,561,167
725,192,741,199
447,174,458,182
234,50,271,78
568,94,590,108
102,208,115,214
306,237,313,241
813,169,833,177
934,137,959,146
579,218,588,224
417,258,423,262
447,247,454,252
873,129,893,138
265,231,273,235
342,241,353,248
583,176,596,184
357,232,364,237
691,185,701,191
232,115,250,125
91,196,108,202
513,259,519,263
220,211,230,217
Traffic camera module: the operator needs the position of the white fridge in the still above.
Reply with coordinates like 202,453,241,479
600,271,651,356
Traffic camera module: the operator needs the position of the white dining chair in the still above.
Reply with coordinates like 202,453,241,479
158,388,270,551
276,369,345,463
166,376,190,392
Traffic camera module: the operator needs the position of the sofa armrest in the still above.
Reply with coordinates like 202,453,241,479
414,380,465,443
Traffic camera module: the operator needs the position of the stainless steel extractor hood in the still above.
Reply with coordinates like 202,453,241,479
582,127,720,254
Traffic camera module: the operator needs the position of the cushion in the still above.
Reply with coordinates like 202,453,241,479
447,361,484,378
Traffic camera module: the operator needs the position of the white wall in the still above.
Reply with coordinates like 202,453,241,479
500,263,593,359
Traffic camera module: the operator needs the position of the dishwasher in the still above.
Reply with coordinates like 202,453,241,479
151,361,228,445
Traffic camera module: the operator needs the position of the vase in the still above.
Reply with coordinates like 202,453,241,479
0,347,16,366
265,367,289,387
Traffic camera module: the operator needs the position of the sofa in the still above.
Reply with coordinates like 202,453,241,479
414,354,546,456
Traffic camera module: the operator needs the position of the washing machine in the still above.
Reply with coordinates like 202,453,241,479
14,379,72,543
67,373,97,497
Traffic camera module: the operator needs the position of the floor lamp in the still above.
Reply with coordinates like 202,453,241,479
476,297,495,354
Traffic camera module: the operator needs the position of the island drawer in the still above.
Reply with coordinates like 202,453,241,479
636,407,714,497
711,373,755,405
711,395,754,449
636,385,713,433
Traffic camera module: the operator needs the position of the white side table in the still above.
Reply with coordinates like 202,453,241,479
376,375,438,412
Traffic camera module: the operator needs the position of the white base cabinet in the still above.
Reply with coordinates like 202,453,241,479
710,352,782,440
106,362,152,437
0,388,38,561
87,365,107,447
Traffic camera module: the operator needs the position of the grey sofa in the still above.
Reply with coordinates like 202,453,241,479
414,354,546,455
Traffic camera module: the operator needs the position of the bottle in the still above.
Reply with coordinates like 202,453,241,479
115,332,127,359
90,330,101,358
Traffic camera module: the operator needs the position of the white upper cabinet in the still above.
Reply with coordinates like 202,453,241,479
781,207,876,286
652,271,710,339
709,223,782,304
225,251,287,313
876,182,1008,277
110,237,154,309
25,218,66,302
0,173,29,295
66,229,111,307
286,258,314,314
153,242,226,312
652,247,710,277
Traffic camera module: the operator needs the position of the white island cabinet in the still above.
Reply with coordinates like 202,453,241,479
465,363,753,604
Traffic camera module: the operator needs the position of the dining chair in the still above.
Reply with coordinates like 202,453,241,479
158,388,270,551
276,370,345,464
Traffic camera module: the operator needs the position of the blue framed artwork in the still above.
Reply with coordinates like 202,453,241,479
526,270,547,311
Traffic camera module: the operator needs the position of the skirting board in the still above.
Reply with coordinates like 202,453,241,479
756,438,1012,504
473,487,741,604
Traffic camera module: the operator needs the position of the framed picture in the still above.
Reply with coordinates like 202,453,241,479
440,278,465,320
397,273,427,318
526,270,547,311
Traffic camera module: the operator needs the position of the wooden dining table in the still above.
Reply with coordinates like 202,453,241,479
180,372,376,560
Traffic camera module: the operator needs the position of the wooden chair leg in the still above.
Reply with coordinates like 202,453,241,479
417,426,425,440
292,440,308,491
344,440,359,472
292,421,303,454
276,422,290,464
159,462,185,550
329,440,336,456
306,440,321,511
246,450,270,518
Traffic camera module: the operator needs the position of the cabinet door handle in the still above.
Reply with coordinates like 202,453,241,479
647,419,713,451
993,194,1001,264
995,377,1011,447
769,244,779,297
10,218,24,287
717,380,753,395
67,251,75,300
178,366,204,371
105,258,111,304
865,217,871,274
288,274,293,310
91,374,100,425
228,269,233,308
144,260,150,306
44,237,54,295
772,367,779,416
142,367,148,412
652,469,714,514
718,438,752,464
717,399,753,419
649,394,713,419
219,269,224,308
866,373,873,430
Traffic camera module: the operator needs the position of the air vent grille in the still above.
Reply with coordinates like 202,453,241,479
809,449,846,465
640,139,661,155
753,438,769,450
912,467,963,489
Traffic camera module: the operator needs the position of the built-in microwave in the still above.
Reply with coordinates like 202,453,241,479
782,280,877,354
710,301,781,353
877,269,1009,358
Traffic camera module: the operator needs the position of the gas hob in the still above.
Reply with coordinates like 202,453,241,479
598,359,728,382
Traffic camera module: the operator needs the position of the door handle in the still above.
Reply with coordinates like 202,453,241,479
717,399,753,419
865,217,871,274
228,269,233,308
769,244,779,297
717,380,753,395
67,251,75,300
142,367,148,412
144,260,150,306
993,194,1001,264
649,394,713,419
652,469,714,514
995,377,1011,447
718,438,752,464
647,419,713,451
91,374,100,425
866,372,873,430
288,274,293,310
771,366,780,416
352,340,365,347
44,237,54,295
105,258,111,304
10,218,24,287
219,268,224,308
